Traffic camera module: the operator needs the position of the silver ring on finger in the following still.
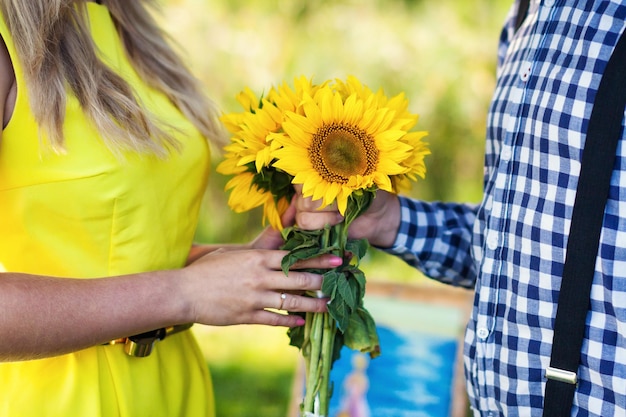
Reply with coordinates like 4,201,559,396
278,292,287,310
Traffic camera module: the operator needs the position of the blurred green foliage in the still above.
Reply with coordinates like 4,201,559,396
159,0,512,247
193,325,300,417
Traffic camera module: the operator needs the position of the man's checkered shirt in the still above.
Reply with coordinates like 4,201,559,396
386,1,626,416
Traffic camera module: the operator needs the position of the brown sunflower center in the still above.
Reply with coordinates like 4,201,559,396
309,124,379,183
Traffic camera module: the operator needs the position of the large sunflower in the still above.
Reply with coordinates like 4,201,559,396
272,78,428,215
217,77,323,229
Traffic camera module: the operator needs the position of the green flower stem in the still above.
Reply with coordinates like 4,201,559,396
287,192,378,416
321,226,331,252
302,311,312,375
301,225,340,416
319,312,337,415
302,311,324,413
318,225,337,415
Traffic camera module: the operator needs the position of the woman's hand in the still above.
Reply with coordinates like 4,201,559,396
249,202,297,250
182,248,341,328
186,202,297,264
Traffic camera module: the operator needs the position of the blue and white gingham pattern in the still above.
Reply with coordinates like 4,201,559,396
386,1,626,416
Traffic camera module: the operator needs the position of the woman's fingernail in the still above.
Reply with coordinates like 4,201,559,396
295,317,306,326
329,256,343,266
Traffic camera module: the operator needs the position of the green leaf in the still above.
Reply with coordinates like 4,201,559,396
328,293,352,332
343,306,381,358
281,237,318,252
280,226,345,274
324,267,368,332
337,274,357,313
345,267,367,300
281,248,319,274
344,190,376,226
280,227,324,248
346,238,369,265
281,245,342,275
328,223,347,250
321,270,341,302
287,319,305,350
250,166,295,203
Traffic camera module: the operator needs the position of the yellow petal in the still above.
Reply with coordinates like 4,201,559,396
236,87,260,111
319,88,335,124
372,171,393,191
377,158,408,175
273,148,313,176
331,91,344,122
343,94,363,126
284,112,317,135
336,190,349,215
302,96,323,127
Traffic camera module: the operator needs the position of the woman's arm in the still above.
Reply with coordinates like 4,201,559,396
0,249,340,361
0,270,186,361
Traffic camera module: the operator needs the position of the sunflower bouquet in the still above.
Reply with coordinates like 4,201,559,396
217,76,429,417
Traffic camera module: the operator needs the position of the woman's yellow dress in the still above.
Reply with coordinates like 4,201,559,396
0,4,215,416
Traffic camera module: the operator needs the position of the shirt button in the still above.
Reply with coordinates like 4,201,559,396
487,231,499,250
477,327,490,340
544,0,555,6
520,63,532,82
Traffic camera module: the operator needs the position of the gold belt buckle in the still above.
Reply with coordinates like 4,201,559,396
124,328,167,357
106,324,193,358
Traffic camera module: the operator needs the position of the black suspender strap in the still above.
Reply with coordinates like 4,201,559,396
542,30,626,416
515,0,530,32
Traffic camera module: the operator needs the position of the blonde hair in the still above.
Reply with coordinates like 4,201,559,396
0,0,225,155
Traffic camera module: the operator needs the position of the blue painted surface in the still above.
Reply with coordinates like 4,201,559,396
328,326,458,417
321,293,466,417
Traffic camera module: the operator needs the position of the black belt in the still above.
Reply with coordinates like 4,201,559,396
103,323,193,357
